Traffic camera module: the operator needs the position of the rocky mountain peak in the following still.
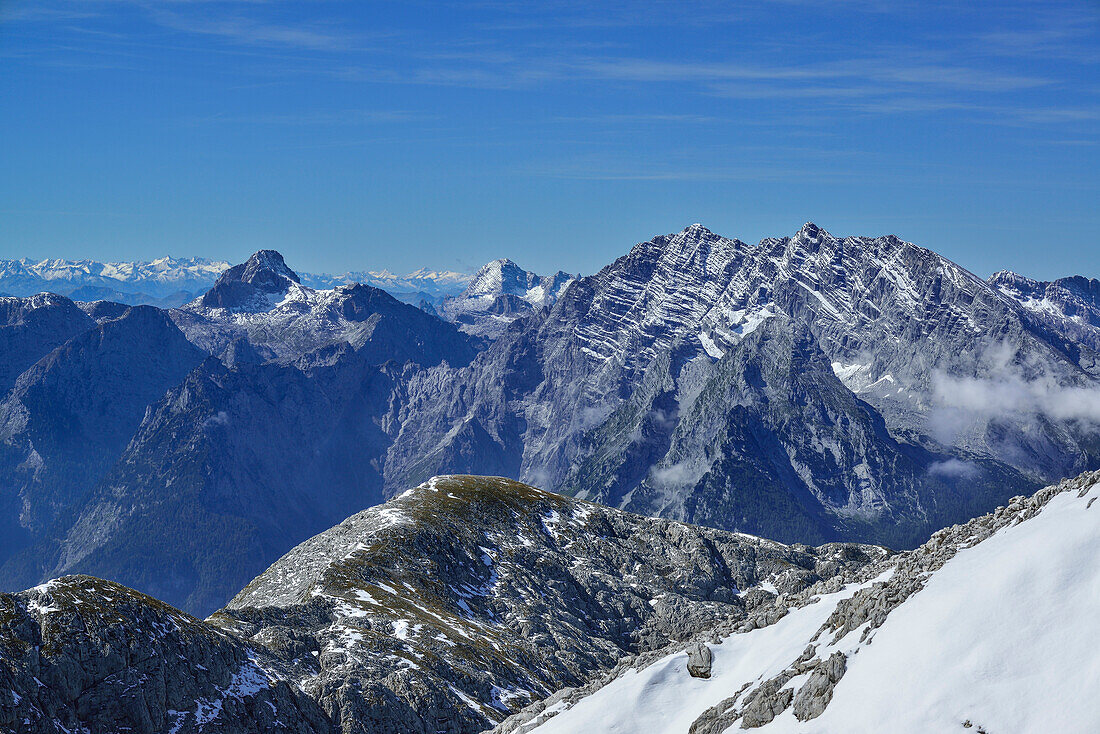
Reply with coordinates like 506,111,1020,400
198,250,301,309
227,250,300,289
795,221,826,240
442,259,576,338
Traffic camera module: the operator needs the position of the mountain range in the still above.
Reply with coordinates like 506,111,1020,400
1,223,1098,621
0,256,476,309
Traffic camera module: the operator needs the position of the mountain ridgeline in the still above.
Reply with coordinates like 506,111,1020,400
1,224,1099,616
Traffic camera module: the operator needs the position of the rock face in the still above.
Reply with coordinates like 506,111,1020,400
440,259,575,338
0,575,331,734
215,476,881,733
0,294,94,394
387,223,1093,547
989,270,1100,353
0,306,205,575
505,468,1100,734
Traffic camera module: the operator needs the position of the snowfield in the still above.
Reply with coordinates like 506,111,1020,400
528,573,891,734
529,481,1100,733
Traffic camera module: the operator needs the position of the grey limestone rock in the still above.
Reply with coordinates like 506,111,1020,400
686,641,713,678
0,575,331,734
792,651,847,721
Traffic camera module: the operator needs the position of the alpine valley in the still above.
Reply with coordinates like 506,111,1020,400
1,224,1099,733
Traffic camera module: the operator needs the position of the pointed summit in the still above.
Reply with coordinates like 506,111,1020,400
797,221,823,239
681,223,716,237
225,250,299,289
199,250,300,309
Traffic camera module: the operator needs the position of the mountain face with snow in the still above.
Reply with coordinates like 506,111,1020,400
505,468,1100,734
1,225,1099,618
0,256,230,306
440,259,575,338
990,269,1100,353
0,475,881,733
385,223,1099,547
173,250,481,365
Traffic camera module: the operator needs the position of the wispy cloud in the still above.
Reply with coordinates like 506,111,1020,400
182,109,429,126
147,9,355,51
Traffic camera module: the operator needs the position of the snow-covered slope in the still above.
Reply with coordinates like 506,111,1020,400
440,259,575,338
510,469,1100,734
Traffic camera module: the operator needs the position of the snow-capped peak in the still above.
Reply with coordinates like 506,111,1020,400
440,258,576,338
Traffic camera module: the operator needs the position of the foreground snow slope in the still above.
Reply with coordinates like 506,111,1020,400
527,572,892,734
521,470,1100,734
791,482,1100,734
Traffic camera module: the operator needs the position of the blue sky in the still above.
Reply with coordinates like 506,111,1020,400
1,0,1097,279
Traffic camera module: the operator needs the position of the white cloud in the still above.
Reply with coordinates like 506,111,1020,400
928,458,981,480
932,371,1100,424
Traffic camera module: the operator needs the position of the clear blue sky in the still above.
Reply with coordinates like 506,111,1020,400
1,1,1097,279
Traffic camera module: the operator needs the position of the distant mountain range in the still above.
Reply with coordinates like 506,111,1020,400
0,255,478,309
1,223,1098,620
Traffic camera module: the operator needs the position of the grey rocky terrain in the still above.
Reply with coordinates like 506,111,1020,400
0,575,331,733
0,475,883,733
495,467,1100,733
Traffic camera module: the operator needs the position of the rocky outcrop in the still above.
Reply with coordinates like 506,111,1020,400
791,652,846,721
0,575,331,734
685,642,713,679
215,475,883,733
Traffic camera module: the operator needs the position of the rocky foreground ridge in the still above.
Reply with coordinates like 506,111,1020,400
1,475,882,733
4,470,1098,733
